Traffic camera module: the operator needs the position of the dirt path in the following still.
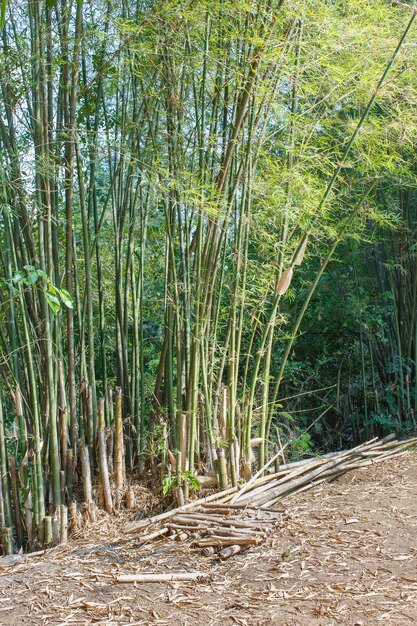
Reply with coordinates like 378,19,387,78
0,451,416,626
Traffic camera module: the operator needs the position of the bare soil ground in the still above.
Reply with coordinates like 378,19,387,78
0,450,416,626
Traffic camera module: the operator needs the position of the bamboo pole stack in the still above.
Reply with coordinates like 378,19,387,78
124,435,416,559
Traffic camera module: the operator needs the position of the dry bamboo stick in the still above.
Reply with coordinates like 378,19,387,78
371,437,417,450
370,448,412,464
234,476,301,502
116,572,209,583
137,527,170,544
166,523,267,536
172,513,275,529
201,503,283,513
194,536,259,547
178,511,277,524
197,507,279,520
275,451,344,472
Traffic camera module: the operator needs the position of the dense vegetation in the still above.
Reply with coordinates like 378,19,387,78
1,0,417,550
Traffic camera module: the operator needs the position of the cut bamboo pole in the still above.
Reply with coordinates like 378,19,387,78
202,503,283,514
194,536,259,547
218,544,244,560
171,513,274,529
116,572,210,583
138,527,170,544
166,523,267,536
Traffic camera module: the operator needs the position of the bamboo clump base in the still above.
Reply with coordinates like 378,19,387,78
123,435,416,562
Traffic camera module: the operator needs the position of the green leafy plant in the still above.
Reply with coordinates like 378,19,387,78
162,470,200,496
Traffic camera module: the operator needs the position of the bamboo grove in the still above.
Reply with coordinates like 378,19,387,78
0,0,417,552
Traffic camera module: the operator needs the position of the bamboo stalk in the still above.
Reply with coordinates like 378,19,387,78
98,398,113,514
114,387,124,492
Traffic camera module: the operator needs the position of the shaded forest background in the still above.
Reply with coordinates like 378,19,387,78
0,0,417,548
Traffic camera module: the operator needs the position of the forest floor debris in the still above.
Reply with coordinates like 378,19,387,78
0,450,416,625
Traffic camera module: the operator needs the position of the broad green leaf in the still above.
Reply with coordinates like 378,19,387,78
46,293,61,313
59,288,73,309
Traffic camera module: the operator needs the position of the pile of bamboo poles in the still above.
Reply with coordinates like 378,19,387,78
128,502,282,560
125,435,416,559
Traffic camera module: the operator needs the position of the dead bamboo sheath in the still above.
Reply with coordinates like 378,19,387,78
117,572,209,583
98,430,113,513
79,442,93,505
